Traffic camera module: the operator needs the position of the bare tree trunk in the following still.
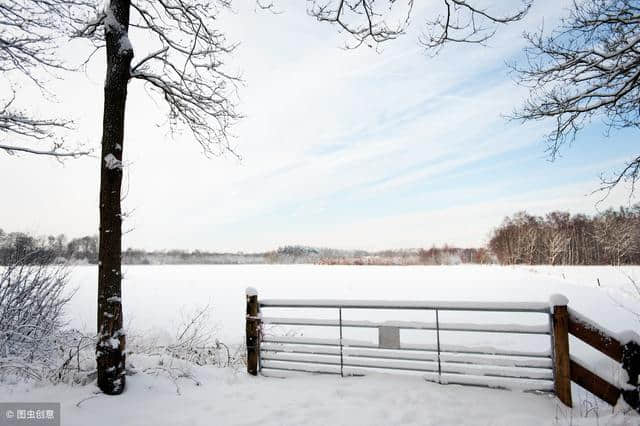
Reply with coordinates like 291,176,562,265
96,0,132,395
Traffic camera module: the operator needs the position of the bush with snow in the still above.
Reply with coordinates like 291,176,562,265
127,304,243,369
0,265,241,387
0,254,79,381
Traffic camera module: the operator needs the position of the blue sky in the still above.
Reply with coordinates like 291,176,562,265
0,0,637,251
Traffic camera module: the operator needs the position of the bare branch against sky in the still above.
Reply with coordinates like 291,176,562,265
512,0,640,197
304,0,532,51
0,0,95,158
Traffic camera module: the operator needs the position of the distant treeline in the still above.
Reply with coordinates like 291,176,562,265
266,246,493,265
489,206,640,265
0,229,98,265
5,205,639,266
0,228,489,265
122,246,492,265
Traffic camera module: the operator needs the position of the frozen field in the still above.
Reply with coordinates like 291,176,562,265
66,264,640,344
4,264,640,425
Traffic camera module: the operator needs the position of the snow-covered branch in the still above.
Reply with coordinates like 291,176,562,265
420,0,532,51
126,0,240,156
73,0,240,157
512,0,640,193
0,93,91,158
305,0,531,51
0,143,91,158
0,0,97,158
307,0,413,48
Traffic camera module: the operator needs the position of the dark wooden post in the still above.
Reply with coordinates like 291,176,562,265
246,288,261,376
551,299,572,407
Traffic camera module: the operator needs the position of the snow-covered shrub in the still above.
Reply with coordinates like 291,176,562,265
0,254,76,381
122,305,243,394
128,305,243,370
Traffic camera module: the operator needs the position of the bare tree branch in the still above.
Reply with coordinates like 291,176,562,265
511,0,640,195
0,0,97,158
307,0,413,49
0,143,91,158
304,1,531,51
88,0,242,156
420,0,532,51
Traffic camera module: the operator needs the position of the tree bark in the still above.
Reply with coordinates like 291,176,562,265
96,0,132,395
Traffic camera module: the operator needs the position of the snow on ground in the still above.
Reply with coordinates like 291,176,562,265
2,354,636,426
3,265,640,425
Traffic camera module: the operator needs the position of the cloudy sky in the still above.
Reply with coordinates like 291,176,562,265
1,0,637,251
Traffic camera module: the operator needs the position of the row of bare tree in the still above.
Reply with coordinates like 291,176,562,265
0,229,98,264
489,207,640,265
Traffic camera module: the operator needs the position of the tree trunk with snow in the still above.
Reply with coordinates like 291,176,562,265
96,0,133,395
76,0,239,394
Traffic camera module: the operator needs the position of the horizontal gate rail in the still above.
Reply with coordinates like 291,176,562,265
568,308,623,362
261,360,553,382
260,353,553,380
260,299,550,313
260,344,553,368
261,336,551,358
260,362,555,392
261,316,550,334
569,358,620,406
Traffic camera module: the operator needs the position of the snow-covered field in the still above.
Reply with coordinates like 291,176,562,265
64,264,640,344
4,265,640,425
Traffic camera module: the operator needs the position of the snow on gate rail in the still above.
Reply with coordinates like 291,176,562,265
248,294,556,392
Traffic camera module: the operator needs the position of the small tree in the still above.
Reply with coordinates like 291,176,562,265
513,0,640,194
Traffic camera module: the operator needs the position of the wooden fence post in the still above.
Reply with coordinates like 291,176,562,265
551,297,572,407
246,287,260,376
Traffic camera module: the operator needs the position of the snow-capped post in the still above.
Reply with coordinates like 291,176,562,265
246,287,261,375
550,294,572,407
96,0,134,395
